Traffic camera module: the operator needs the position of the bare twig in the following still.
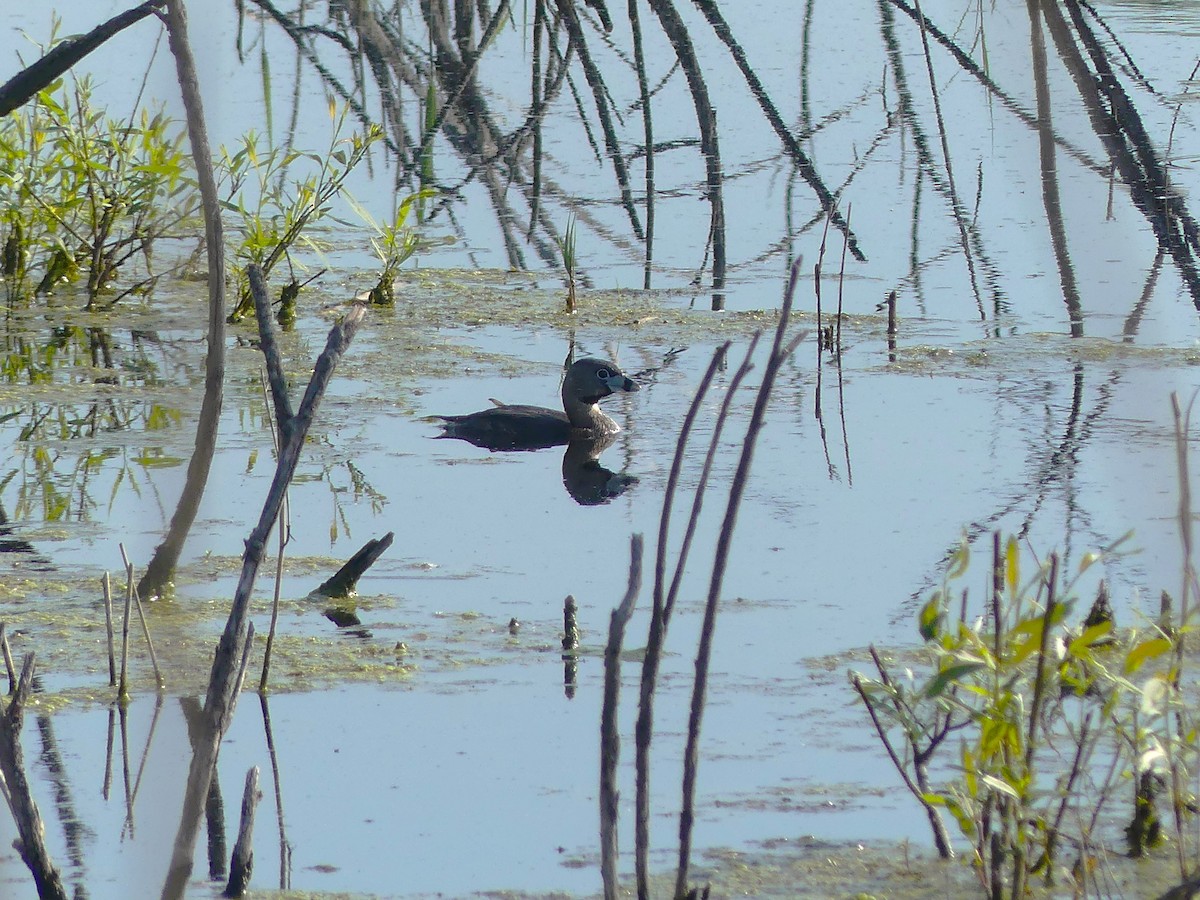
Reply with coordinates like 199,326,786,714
0,654,68,900
0,625,15,695
257,695,292,891
0,1,167,116
676,258,805,896
851,663,953,857
120,545,163,691
258,369,287,694
102,572,117,686
600,535,644,900
634,343,730,898
119,559,134,707
161,262,363,898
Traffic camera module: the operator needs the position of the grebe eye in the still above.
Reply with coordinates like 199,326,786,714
596,368,611,380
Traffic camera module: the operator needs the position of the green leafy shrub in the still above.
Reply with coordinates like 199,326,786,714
852,532,1193,898
0,74,198,306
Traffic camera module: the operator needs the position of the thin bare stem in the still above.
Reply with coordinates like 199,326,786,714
138,0,227,600
102,572,117,686
600,535,644,900
259,368,289,694
676,258,804,896
0,625,15,695
852,667,953,857
120,545,163,692
635,343,730,898
118,555,134,707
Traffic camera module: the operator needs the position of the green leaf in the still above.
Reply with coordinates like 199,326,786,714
1125,637,1172,675
1008,631,1042,667
1005,535,1019,596
922,662,986,697
947,539,970,579
919,595,943,641
1068,621,1114,655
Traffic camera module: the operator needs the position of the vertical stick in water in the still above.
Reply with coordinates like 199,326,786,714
600,536,643,899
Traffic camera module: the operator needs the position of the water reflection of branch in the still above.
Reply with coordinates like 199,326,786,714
246,0,401,156
911,0,984,319
1122,249,1164,342
628,0,655,289
646,0,725,299
1044,1,1200,305
34,710,89,882
120,694,165,840
878,0,1002,317
414,1,526,183
906,362,1122,616
1028,0,1083,337
556,1,645,242
886,0,1105,175
693,0,863,262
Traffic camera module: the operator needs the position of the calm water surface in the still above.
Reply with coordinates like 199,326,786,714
0,1,1198,897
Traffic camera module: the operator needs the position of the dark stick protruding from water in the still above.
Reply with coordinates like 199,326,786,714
886,290,898,359
562,595,580,699
600,535,643,900
676,258,805,898
0,654,68,900
224,766,261,898
102,573,116,686
562,595,580,655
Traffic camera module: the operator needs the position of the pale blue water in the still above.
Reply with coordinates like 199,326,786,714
0,1,1198,897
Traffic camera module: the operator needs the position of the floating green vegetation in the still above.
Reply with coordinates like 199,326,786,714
0,547,573,711
885,333,1200,377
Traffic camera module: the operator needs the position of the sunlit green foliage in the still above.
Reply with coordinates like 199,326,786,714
852,531,1195,897
220,105,385,321
346,188,435,305
559,212,577,313
0,74,198,306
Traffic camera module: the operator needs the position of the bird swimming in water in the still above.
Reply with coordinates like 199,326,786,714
434,357,639,452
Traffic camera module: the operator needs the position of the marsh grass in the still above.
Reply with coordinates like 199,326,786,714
561,213,578,313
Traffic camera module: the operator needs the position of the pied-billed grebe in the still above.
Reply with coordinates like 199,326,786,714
435,357,639,451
